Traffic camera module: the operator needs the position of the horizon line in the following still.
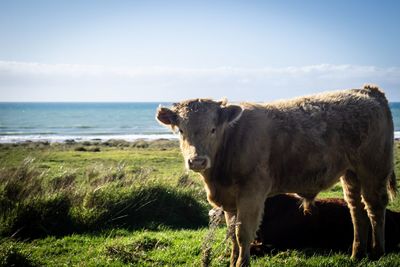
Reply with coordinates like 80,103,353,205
1,100,400,104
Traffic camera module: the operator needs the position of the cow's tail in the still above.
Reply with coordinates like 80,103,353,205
388,170,398,201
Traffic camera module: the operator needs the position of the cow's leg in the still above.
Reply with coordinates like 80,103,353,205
341,171,369,259
361,176,389,260
225,211,239,267
235,196,264,267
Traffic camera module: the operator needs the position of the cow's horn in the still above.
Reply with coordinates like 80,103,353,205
219,98,228,106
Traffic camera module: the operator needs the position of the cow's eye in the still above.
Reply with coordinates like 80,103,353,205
179,129,184,134
211,128,216,134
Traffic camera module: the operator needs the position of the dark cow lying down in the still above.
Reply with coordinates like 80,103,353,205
252,194,400,254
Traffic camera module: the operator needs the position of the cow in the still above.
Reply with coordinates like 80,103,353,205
253,194,400,253
156,85,396,267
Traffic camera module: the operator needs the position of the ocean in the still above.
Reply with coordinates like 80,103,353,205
0,102,174,143
0,102,399,143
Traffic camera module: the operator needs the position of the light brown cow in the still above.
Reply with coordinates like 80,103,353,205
156,85,396,267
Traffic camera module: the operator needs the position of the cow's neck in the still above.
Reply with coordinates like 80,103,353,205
201,165,237,212
203,129,236,186
199,127,242,211
184,134,235,210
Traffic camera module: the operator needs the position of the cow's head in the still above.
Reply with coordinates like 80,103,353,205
156,99,243,172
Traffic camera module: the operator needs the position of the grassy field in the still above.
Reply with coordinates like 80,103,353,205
1,139,400,266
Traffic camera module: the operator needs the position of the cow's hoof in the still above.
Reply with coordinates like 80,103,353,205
235,257,250,267
350,250,366,261
369,250,384,261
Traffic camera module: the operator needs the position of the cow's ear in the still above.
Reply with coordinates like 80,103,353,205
156,107,178,126
220,105,243,126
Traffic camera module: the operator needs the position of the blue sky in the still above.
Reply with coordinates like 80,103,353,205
0,0,399,101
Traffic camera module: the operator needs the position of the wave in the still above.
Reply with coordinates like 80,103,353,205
0,132,58,136
0,133,178,143
0,129,171,136
74,125,94,129
0,126,35,129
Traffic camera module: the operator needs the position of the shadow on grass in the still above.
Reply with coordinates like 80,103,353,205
2,194,75,239
0,243,40,267
251,244,350,258
251,243,400,262
81,185,209,232
1,185,208,239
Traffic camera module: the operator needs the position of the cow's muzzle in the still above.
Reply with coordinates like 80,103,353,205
188,156,210,172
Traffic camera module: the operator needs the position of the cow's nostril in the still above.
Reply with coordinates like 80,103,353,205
188,157,208,170
199,158,206,167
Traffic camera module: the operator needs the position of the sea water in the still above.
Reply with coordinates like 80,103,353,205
0,102,399,143
0,102,175,142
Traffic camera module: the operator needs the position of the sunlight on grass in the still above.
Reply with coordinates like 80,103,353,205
0,140,399,266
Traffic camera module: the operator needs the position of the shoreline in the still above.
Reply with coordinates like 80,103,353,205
0,131,399,144
0,133,178,144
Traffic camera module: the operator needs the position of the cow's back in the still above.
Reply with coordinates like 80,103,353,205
224,86,393,194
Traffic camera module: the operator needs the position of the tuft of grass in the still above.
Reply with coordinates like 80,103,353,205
0,153,208,239
131,140,150,148
74,146,100,152
0,157,44,202
74,146,87,152
0,241,40,267
49,171,76,191
89,147,101,152
201,208,228,267
106,245,144,264
106,236,171,265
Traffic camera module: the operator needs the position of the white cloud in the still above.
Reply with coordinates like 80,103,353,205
0,61,399,101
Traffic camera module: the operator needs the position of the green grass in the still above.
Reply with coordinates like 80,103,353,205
3,229,400,267
0,140,400,266
0,140,185,181
0,229,220,266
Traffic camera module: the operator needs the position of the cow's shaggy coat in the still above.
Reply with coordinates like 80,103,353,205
156,85,396,267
